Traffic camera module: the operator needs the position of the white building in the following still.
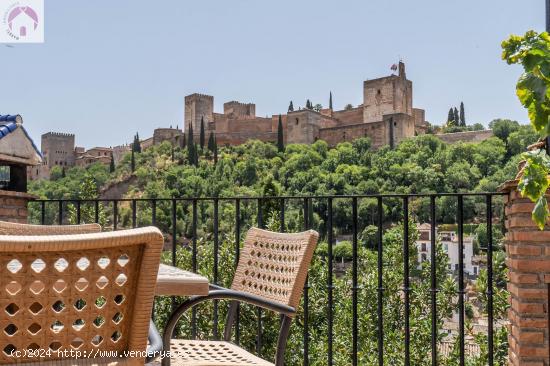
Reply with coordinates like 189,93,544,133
416,223,479,277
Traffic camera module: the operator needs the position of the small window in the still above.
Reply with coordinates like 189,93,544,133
295,118,299,125
377,89,381,95
0,166,10,189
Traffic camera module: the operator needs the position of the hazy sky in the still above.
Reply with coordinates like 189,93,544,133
1,0,543,148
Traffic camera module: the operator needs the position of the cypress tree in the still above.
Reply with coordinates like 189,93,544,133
200,117,205,150
459,102,466,126
61,167,66,178
288,101,294,112
447,108,455,125
131,149,135,172
213,137,218,164
194,143,199,166
453,107,459,126
134,133,141,153
329,91,333,110
182,133,187,149
306,99,311,109
277,114,284,153
187,137,195,165
109,155,115,173
208,131,215,152
187,123,194,148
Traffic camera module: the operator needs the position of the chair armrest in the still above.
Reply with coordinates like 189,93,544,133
146,319,163,363
161,287,296,366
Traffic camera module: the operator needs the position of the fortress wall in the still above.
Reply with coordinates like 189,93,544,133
226,117,273,133
435,130,493,144
332,107,364,125
319,121,386,147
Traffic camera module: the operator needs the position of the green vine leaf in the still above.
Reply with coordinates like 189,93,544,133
503,31,550,229
533,196,549,230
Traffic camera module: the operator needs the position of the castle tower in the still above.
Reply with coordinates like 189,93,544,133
184,93,214,132
363,61,413,123
223,101,256,118
41,132,75,168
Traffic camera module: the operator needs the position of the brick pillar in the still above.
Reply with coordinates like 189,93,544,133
502,180,550,365
0,189,36,223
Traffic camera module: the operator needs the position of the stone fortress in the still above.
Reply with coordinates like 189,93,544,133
186,62,428,148
29,62,493,181
28,132,132,180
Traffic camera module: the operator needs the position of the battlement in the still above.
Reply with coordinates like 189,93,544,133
43,131,75,138
185,93,214,101
224,101,256,118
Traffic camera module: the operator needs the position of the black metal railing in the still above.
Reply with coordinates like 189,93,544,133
30,192,507,366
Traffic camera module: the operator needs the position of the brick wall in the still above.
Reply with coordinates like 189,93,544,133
501,180,550,365
0,190,35,223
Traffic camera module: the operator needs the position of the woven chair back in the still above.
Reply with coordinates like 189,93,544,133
231,228,319,310
0,227,163,365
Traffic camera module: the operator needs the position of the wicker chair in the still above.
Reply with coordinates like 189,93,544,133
0,227,164,365
161,227,319,366
0,221,101,235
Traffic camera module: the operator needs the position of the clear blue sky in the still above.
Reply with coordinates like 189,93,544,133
1,0,543,148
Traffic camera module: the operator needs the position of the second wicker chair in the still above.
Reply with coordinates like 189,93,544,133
162,227,319,366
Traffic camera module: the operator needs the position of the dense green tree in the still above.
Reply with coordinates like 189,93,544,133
329,91,333,110
489,119,520,141
277,114,284,153
109,155,115,173
507,125,539,156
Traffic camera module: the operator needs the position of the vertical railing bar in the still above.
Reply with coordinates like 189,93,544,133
256,198,263,356
430,195,438,366
132,199,137,228
302,198,310,366
150,199,157,324
151,200,157,226
486,194,494,366
403,197,410,366
94,200,99,224
58,201,63,225
352,197,359,366
171,199,177,313
327,197,334,366
171,199,177,267
76,201,81,224
41,201,45,225
191,199,198,339
234,198,241,345
458,195,465,366
377,196,384,366
213,198,219,340
113,201,118,231
280,198,285,233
